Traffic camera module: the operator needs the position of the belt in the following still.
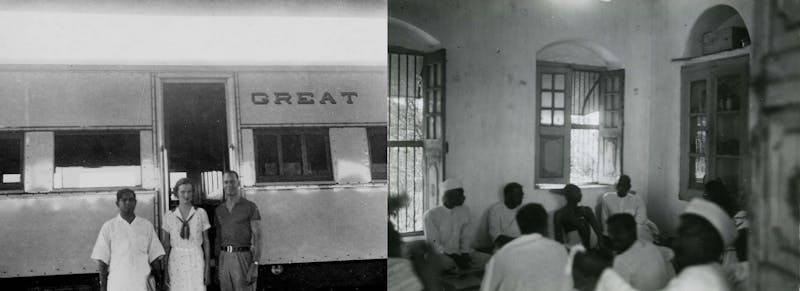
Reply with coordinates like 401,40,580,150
220,246,251,252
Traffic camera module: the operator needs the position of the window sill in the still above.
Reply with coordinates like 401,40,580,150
535,183,613,190
0,187,156,198
248,181,385,191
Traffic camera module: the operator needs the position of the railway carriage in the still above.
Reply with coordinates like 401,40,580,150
0,7,387,290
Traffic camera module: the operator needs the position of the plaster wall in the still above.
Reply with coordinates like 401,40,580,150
390,0,655,240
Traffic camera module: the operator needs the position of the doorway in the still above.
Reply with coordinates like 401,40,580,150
163,82,228,202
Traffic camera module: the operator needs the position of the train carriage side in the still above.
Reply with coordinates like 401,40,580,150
0,65,388,289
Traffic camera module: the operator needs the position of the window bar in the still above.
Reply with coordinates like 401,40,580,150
404,55,413,231
411,55,418,230
300,134,308,176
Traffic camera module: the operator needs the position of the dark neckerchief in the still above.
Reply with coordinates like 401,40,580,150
176,208,195,239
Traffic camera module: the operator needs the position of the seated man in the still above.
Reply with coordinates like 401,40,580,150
607,213,673,290
554,184,603,249
596,198,736,291
481,203,569,291
423,179,489,272
601,175,656,242
487,182,524,250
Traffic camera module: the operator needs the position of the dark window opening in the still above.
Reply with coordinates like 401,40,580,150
0,134,23,190
367,127,388,180
255,128,333,183
54,132,141,188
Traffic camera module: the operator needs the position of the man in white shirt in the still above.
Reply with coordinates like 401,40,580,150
423,178,489,272
487,182,523,249
606,213,673,290
481,203,569,291
91,189,166,291
600,175,654,242
595,198,736,291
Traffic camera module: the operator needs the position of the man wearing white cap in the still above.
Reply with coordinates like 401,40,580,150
423,178,489,272
594,198,736,291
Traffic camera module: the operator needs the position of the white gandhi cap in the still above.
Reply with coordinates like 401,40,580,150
441,178,463,192
683,198,737,246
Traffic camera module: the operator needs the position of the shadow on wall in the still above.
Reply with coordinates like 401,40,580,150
389,17,441,52
537,39,623,70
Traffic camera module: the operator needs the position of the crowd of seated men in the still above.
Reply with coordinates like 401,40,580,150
388,175,749,291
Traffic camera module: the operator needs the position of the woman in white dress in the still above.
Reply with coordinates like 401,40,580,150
163,178,211,291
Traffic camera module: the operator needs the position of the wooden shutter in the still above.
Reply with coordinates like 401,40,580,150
536,65,571,184
598,69,624,185
422,49,446,208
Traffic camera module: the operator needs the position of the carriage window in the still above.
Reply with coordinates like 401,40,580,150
367,127,388,180
254,128,333,183
0,134,23,190
54,132,141,188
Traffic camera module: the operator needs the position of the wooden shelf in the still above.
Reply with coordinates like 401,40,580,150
672,46,751,65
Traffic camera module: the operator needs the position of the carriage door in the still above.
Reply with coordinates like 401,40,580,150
161,81,230,203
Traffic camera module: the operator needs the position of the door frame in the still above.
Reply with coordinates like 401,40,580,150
153,72,239,220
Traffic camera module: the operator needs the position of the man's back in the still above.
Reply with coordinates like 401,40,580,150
480,233,568,291
613,240,673,290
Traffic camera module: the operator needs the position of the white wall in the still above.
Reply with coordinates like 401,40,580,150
390,0,755,238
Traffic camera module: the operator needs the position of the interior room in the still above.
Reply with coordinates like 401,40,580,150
387,0,800,290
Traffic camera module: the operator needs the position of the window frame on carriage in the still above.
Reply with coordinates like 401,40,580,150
253,127,334,184
0,132,24,192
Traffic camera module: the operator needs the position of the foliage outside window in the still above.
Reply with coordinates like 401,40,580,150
535,62,624,186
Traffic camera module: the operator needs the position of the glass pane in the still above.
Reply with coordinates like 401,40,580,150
715,158,740,195
717,74,743,112
554,92,565,108
540,110,552,125
690,80,707,113
554,74,565,90
570,129,599,184
716,114,741,156
258,135,279,176
281,135,302,176
553,110,565,125
689,156,707,189
541,91,552,108
542,74,552,90
0,138,21,176
0,137,22,188
689,116,707,154
305,134,329,174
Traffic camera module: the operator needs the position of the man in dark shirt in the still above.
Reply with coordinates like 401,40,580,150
215,171,262,291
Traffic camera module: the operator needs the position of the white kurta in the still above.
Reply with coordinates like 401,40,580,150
91,215,166,291
600,192,654,241
487,202,521,241
612,240,674,291
480,233,569,291
597,263,731,291
423,205,473,254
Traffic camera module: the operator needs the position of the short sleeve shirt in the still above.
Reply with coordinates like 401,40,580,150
216,198,261,247
90,215,165,291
